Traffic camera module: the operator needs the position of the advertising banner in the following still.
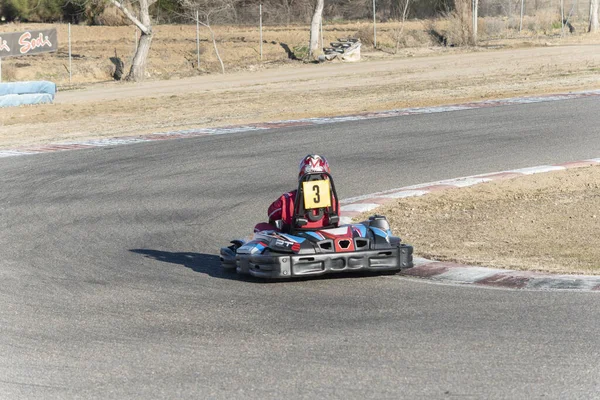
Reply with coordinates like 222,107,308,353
0,29,58,58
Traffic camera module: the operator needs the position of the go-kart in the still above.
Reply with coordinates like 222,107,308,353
220,172,413,279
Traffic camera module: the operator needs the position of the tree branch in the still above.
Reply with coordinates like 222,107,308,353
108,0,151,34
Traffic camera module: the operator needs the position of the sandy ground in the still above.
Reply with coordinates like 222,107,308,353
376,164,600,275
1,24,600,274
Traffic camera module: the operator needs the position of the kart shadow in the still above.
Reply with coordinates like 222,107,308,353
130,249,401,283
130,249,251,281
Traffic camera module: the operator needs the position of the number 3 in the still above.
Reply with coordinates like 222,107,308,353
313,184,321,204
302,180,331,209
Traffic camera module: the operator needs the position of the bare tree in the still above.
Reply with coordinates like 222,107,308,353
393,0,412,53
68,0,156,81
108,0,156,81
180,0,236,73
591,0,599,33
308,0,324,60
445,0,474,46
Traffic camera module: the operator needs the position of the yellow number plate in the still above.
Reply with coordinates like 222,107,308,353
302,180,332,209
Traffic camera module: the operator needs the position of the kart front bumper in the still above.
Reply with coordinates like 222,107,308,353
232,244,413,279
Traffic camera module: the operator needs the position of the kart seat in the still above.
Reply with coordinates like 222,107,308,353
290,172,340,234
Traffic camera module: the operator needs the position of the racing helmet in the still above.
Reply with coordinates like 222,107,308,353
298,154,331,179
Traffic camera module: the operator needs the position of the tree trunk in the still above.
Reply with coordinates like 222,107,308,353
109,0,155,81
207,24,225,74
308,0,324,60
591,0,599,33
394,0,411,54
127,0,153,81
128,31,153,81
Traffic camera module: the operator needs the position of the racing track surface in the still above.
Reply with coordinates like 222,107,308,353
1,97,600,398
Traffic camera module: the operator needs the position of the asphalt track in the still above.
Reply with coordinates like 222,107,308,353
1,96,600,399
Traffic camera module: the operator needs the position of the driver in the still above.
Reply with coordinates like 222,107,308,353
254,154,339,233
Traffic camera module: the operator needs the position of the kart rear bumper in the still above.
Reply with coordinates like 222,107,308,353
234,244,413,279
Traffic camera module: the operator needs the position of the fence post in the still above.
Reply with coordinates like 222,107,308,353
472,0,478,43
373,0,377,48
196,10,200,69
519,0,524,32
561,0,565,36
69,23,72,84
260,4,263,61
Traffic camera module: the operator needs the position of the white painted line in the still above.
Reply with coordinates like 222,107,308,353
312,116,368,123
399,182,440,190
402,177,492,190
379,190,430,199
0,151,22,157
342,176,499,204
151,131,193,136
416,105,475,113
212,126,268,134
340,203,380,213
435,266,509,283
509,165,566,175
441,177,493,188
341,192,393,204
0,150,39,157
527,276,600,290
66,138,150,146
413,257,437,266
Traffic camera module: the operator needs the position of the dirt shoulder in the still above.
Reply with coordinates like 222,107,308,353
376,164,600,276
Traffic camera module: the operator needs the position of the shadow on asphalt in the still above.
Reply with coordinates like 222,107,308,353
130,249,250,281
130,249,400,283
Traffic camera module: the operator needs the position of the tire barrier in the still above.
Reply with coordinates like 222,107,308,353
0,81,56,108
319,38,361,62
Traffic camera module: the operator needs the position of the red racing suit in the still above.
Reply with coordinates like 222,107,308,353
265,189,339,231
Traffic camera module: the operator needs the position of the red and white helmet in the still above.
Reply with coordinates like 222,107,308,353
298,154,331,179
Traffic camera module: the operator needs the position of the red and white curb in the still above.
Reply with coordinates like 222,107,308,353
339,159,600,291
1,89,599,158
403,258,600,291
